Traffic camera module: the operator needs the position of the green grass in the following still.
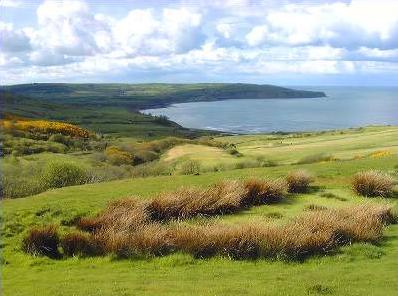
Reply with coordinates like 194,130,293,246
159,126,398,169
2,154,398,296
1,126,398,296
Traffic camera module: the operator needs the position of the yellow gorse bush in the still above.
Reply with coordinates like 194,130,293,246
370,150,393,158
0,119,90,138
105,146,133,165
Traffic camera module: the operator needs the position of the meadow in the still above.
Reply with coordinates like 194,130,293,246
1,125,398,296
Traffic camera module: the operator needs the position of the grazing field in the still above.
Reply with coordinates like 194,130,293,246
2,136,398,295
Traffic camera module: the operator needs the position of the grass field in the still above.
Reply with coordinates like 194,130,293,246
1,126,398,296
161,126,398,170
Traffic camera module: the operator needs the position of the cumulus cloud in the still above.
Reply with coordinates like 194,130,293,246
113,8,204,56
248,0,398,49
0,22,31,52
1,0,398,84
32,0,110,56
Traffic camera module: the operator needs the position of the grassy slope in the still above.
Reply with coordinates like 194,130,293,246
161,126,398,169
2,127,398,296
0,91,213,138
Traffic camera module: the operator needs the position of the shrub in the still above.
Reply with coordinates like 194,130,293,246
1,176,45,199
286,170,314,193
227,147,242,157
60,232,96,257
180,160,201,175
105,146,133,166
130,162,174,178
297,153,336,164
48,133,71,146
41,161,88,189
22,225,60,258
352,170,394,197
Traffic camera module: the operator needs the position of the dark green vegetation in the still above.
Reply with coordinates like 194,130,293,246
0,90,207,138
1,83,326,109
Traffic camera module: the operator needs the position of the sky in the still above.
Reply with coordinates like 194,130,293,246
1,0,398,86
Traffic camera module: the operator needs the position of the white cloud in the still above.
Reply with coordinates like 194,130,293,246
251,0,398,49
113,8,204,56
1,0,398,84
246,25,268,47
0,0,23,7
0,22,31,52
31,0,112,57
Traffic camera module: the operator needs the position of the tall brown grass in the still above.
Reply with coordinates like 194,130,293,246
147,179,287,221
77,197,149,232
286,170,314,193
22,225,60,258
60,231,98,257
352,170,394,197
244,178,287,205
60,204,394,260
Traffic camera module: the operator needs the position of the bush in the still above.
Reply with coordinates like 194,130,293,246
180,160,201,175
1,176,45,199
48,133,71,146
226,147,242,157
286,170,314,193
41,161,88,189
22,225,60,258
297,153,336,164
352,170,394,197
105,146,133,166
130,162,174,178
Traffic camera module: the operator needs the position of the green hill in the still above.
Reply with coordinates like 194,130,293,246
1,83,326,110
1,126,397,296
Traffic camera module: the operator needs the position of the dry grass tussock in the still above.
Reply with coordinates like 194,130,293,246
77,197,149,232
352,170,394,197
22,225,60,258
31,203,394,260
148,179,287,221
286,170,314,193
23,173,395,260
171,204,393,260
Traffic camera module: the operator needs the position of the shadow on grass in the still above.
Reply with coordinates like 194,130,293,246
389,191,398,199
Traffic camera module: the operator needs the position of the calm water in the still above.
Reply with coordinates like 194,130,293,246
143,86,398,133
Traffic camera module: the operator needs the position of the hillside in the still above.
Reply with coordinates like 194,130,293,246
1,126,398,296
0,91,216,138
1,83,326,110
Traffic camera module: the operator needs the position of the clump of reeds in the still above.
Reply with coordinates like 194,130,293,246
352,170,394,197
286,170,314,193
